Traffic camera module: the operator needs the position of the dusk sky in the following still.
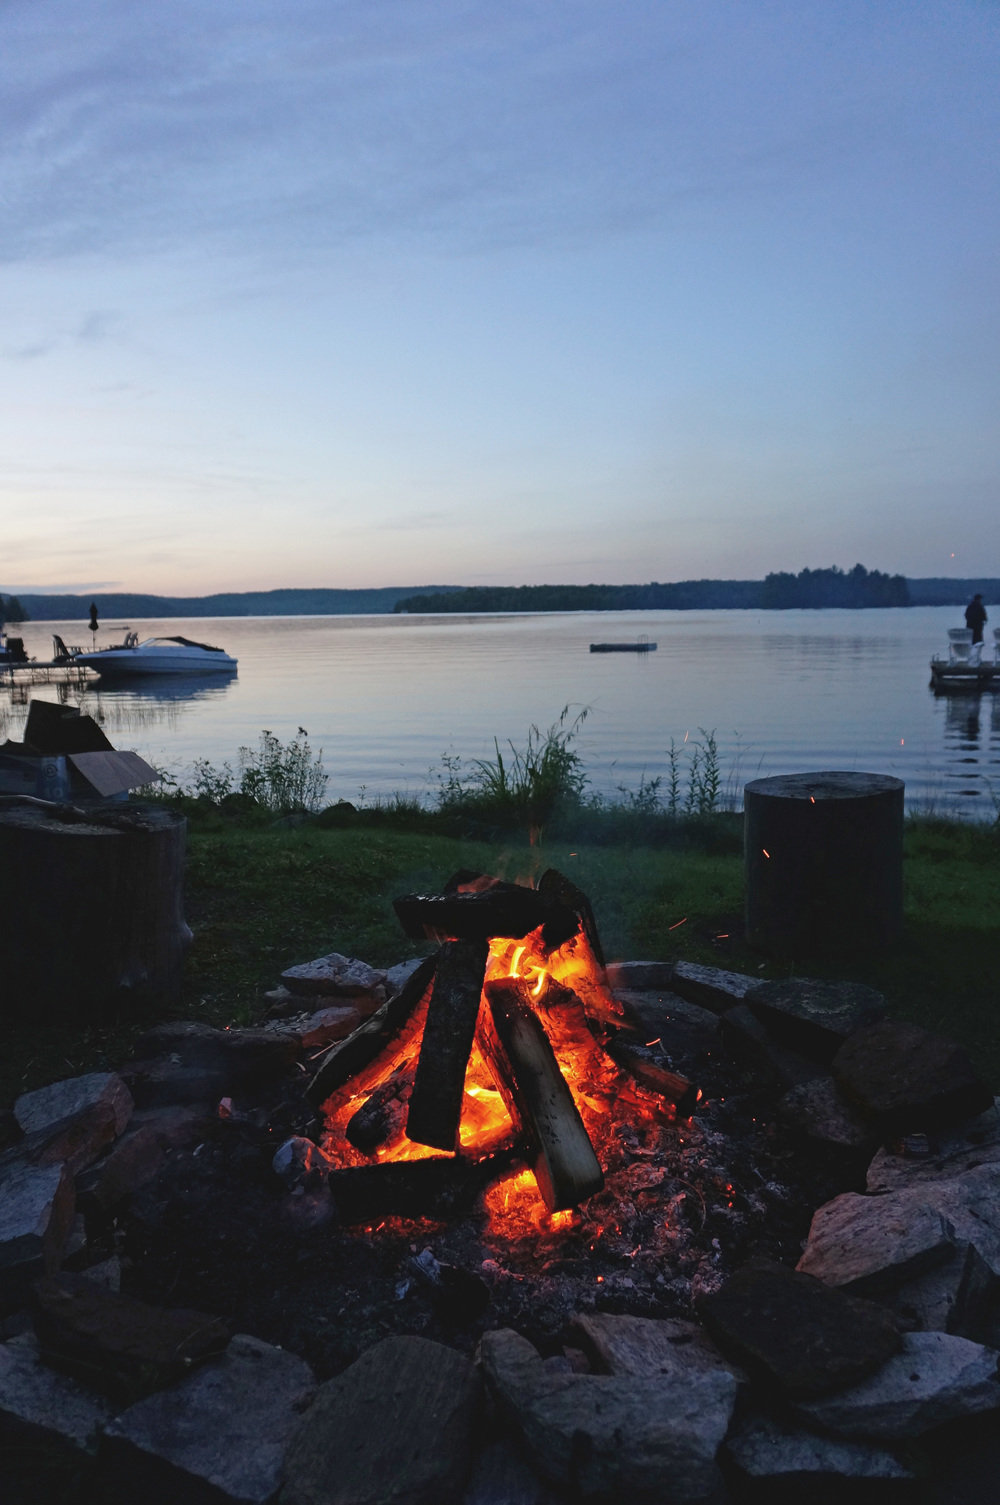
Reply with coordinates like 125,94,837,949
2,1,998,595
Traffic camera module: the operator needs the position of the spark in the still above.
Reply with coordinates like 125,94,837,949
668,917,688,930
762,849,770,858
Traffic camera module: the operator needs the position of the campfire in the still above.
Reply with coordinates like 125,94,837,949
306,868,700,1230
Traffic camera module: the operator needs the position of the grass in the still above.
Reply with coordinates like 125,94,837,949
2,814,998,1108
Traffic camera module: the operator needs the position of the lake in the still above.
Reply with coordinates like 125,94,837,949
3,607,997,816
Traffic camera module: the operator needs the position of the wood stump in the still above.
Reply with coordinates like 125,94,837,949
744,772,904,959
0,803,192,1015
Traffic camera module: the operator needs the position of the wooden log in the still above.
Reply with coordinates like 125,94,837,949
305,955,437,1109
327,1147,519,1224
0,802,191,1015
604,1035,700,1117
392,889,579,949
538,867,606,969
480,977,604,1212
345,1069,411,1153
406,940,489,1151
744,772,904,959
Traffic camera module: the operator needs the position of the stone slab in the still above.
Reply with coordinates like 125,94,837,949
866,1098,1000,1194
720,1006,826,1090
14,1071,132,1138
462,1437,559,1504
86,1125,169,1210
605,960,677,992
0,1160,75,1303
778,1076,879,1152
724,1413,913,1481
479,1327,736,1503
796,1331,1000,1440
385,957,429,995
613,990,720,1054
100,1332,314,1504
0,1097,121,1180
745,978,886,1063
298,1004,364,1048
569,1313,745,1383
671,961,757,1014
886,1242,1000,1343
0,1331,114,1453
281,1334,481,1505
133,1021,300,1083
797,1192,958,1294
833,1020,994,1135
280,953,387,998
696,1259,901,1398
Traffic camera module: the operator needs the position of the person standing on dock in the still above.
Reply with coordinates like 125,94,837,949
965,593,987,665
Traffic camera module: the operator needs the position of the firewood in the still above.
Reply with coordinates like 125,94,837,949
392,890,579,949
406,940,489,1152
538,867,606,969
305,956,436,1109
604,1035,700,1117
480,977,604,1212
327,1147,519,1223
345,1068,411,1153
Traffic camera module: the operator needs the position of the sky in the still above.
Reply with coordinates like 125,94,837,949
1,0,998,595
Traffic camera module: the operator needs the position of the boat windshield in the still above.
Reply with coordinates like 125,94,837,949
143,636,225,653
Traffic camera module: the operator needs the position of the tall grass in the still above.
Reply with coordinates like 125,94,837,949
184,728,328,814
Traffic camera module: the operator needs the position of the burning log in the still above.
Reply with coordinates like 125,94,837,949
604,1034,700,1118
392,889,579,949
345,1068,412,1153
479,977,604,1213
538,867,606,970
406,939,490,1152
327,1148,519,1224
306,956,437,1109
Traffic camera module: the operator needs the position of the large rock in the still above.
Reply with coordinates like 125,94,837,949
0,1161,75,1306
83,1125,168,1210
719,1005,825,1090
280,953,387,999
724,1413,914,1483
696,1260,901,1398
133,1021,300,1083
866,1097,1000,1194
778,1076,879,1153
745,978,886,1063
479,1327,736,1503
796,1192,957,1294
281,1335,482,1505
671,961,757,1014
0,1330,114,1455
833,1020,994,1135
462,1437,559,1504
14,1071,132,1138
887,1243,1000,1343
100,1332,314,1504
796,1331,1000,1440
605,960,677,992
385,957,429,996
569,1313,744,1383
32,1271,231,1400
298,1004,365,1048
613,991,720,1056
0,1097,122,1179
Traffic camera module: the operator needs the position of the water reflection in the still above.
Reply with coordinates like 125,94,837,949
0,671,237,745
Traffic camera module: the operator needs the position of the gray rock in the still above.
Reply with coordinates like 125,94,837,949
887,1242,1000,1343
606,960,677,991
281,1335,482,1505
745,978,886,1063
280,953,387,998
84,1125,168,1210
14,1071,132,1138
271,1136,336,1191
463,1438,559,1504
720,1005,826,1090
569,1313,745,1384
797,1192,958,1294
0,1098,123,1181
100,1332,314,1504
0,1331,114,1454
385,956,429,995
866,1098,1000,1193
0,1160,75,1303
725,1414,914,1481
121,1057,231,1108
133,1021,301,1083
671,960,757,1014
779,1076,879,1152
479,1327,736,1502
613,990,720,1054
298,1003,364,1047
796,1331,1000,1440
80,1255,123,1293
833,1020,994,1135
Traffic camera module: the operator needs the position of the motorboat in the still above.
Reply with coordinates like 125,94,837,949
929,626,1000,689
53,631,238,676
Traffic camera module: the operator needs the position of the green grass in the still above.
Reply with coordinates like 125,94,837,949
2,815,998,1108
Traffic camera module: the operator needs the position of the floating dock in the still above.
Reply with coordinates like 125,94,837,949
589,642,657,653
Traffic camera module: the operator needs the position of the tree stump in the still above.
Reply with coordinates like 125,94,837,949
0,803,192,1015
744,772,904,959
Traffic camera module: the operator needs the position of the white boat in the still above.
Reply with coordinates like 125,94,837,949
54,631,238,676
929,626,1000,689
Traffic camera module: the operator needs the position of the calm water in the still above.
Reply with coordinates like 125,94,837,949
4,607,998,816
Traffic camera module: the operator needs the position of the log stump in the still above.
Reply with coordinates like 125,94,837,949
0,803,192,1015
744,772,903,959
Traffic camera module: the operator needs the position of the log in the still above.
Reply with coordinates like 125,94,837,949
0,802,191,1015
306,955,437,1109
479,978,604,1212
327,1148,518,1224
538,867,606,969
345,1069,411,1153
406,940,489,1151
744,772,904,958
604,1035,700,1117
392,889,579,949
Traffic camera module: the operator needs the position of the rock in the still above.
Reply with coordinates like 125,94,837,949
0,1106,22,1149
797,1193,958,1294
101,1332,314,1504
866,1098,1000,1193
83,1126,169,1210
887,1242,1000,1343
127,1103,215,1152
14,1071,133,1138
724,1413,914,1483
32,1271,231,1401
386,957,429,995
0,1161,75,1306
605,960,677,991
671,960,757,1014
264,986,305,1018
271,1136,336,1191
133,1021,301,1084
281,1334,482,1505
796,1331,1000,1440
479,1327,737,1503
463,1437,559,1504
80,1255,123,1293
778,1076,879,1152
745,978,886,1063
696,1260,901,1398
0,1097,121,1179
569,1313,745,1384
719,1005,826,1090
280,953,387,998
833,1020,994,1135
0,1330,114,1454
120,1057,232,1108
613,990,720,1055
298,1004,364,1048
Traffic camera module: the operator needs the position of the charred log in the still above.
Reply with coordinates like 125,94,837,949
480,977,604,1213
405,939,490,1151
392,889,579,949
604,1034,700,1117
306,955,437,1109
327,1147,519,1224
345,1068,412,1153
538,868,606,970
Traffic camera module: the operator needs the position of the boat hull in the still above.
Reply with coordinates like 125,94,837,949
72,649,238,675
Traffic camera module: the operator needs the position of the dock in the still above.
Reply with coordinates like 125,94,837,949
589,642,657,653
